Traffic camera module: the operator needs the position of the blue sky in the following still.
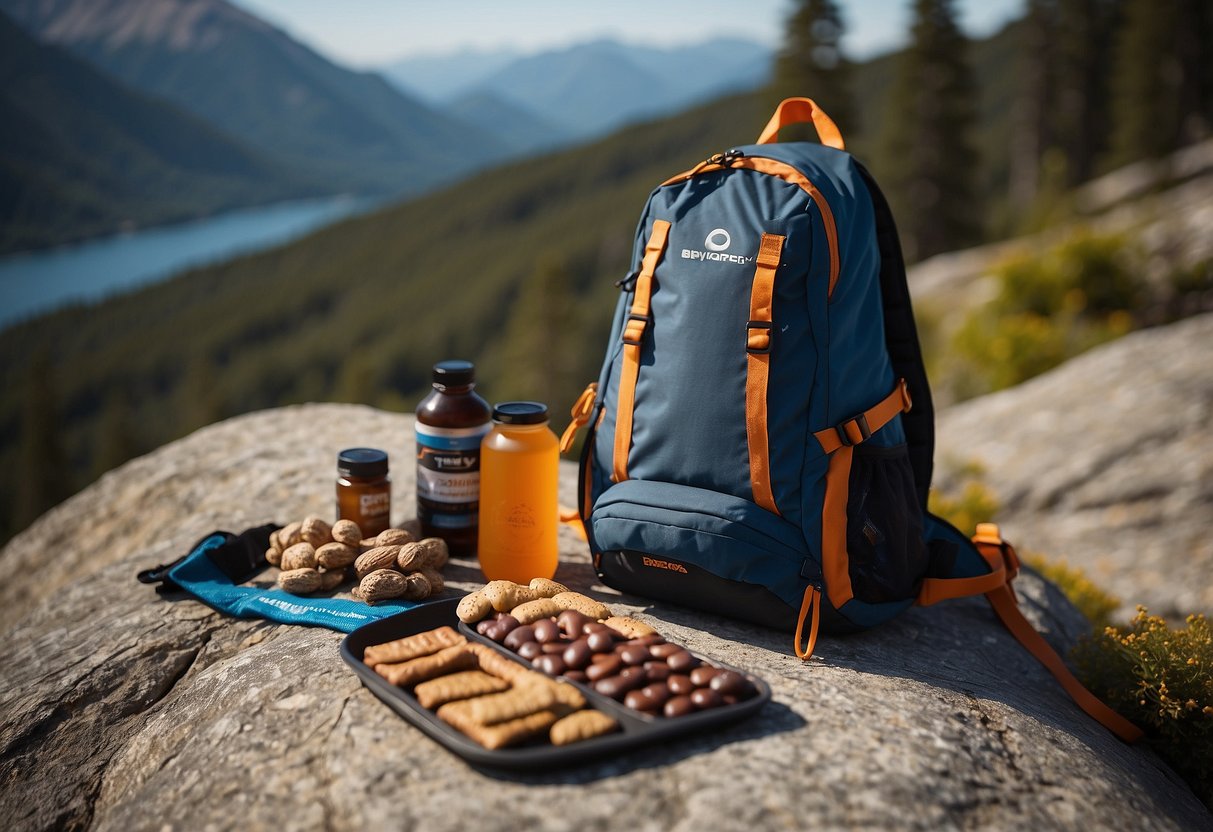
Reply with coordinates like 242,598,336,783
231,0,1025,68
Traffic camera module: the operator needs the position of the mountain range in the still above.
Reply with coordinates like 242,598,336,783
384,37,772,142
0,0,512,200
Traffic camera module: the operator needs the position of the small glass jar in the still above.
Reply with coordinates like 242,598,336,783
336,448,391,538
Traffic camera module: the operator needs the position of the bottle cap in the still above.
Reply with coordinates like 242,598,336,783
432,360,475,387
492,401,549,425
337,448,389,478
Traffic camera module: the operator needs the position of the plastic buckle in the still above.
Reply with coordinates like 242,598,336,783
835,413,871,447
621,313,650,346
745,320,773,354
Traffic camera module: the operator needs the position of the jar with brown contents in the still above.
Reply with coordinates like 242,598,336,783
336,448,391,538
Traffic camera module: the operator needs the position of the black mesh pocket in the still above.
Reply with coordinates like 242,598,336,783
845,443,928,604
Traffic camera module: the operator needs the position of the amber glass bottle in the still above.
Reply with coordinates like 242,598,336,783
415,360,492,555
336,448,391,538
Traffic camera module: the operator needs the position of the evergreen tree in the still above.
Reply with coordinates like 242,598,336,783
769,0,856,139
177,354,223,434
875,0,980,262
93,386,142,479
1106,0,1213,169
14,353,70,532
494,257,579,408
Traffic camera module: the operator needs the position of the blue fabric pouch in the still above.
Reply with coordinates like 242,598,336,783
137,524,428,633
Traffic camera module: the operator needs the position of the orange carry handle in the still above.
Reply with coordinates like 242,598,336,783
756,97,845,150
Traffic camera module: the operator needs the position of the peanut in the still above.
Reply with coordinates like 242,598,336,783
300,516,332,548
317,568,347,591
265,547,283,567
269,529,283,554
398,538,448,571
457,591,493,623
279,521,302,549
279,568,321,594
376,528,414,547
419,567,445,595
360,569,408,603
316,541,357,570
401,572,432,601
355,545,402,579
331,519,362,547
281,542,318,571
529,578,568,598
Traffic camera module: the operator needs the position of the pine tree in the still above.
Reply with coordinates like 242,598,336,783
93,386,142,479
875,0,981,262
14,353,71,532
1106,0,1212,168
494,257,579,408
769,0,856,139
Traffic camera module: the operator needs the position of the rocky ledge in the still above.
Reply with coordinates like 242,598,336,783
2,320,1210,830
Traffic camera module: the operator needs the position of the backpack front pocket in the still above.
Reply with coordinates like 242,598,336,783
590,479,813,630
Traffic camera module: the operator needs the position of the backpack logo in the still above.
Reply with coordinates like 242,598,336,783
641,555,688,574
704,228,732,251
681,227,754,265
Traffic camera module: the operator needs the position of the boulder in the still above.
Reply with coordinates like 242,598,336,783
1,388,1208,829
936,313,1213,620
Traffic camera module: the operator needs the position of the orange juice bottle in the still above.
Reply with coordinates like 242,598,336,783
477,401,559,583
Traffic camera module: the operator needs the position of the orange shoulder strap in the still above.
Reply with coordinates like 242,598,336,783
756,97,845,149
612,219,670,482
922,524,1143,743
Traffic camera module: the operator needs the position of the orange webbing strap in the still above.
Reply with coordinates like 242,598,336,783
612,219,671,482
756,97,845,150
559,382,598,454
558,506,587,542
957,526,1142,742
745,233,785,514
813,379,914,610
813,378,912,455
794,585,822,660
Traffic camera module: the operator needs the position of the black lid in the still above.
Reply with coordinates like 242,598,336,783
492,401,549,424
337,447,389,477
432,359,475,386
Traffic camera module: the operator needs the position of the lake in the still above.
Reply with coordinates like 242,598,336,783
0,194,376,331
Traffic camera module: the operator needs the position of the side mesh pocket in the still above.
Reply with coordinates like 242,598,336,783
845,443,928,604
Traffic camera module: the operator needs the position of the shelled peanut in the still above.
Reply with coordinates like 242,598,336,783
267,516,445,604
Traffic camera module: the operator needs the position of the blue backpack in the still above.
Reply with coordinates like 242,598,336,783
560,98,1140,742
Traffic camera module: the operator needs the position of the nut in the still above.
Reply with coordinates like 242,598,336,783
376,528,414,547
331,519,362,547
398,538,448,571
355,545,401,579
359,538,378,551
265,547,283,567
279,521,302,548
281,542,317,571
482,581,539,612
269,529,283,554
360,569,408,602
279,568,321,594
301,516,332,548
317,568,347,591
419,567,445,594
316,541,357,570
401,572,432,601
457,591,493,623
529,578,567,598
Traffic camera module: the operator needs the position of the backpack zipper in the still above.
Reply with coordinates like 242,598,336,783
662,150,841,298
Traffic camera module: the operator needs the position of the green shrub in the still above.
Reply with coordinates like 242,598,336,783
950,229,1143,396
1073,608,1213,806
1023,552,1120,630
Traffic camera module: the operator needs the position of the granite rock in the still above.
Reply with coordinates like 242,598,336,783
1,391,1208,829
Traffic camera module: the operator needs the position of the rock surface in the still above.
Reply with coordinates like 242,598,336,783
1,382,1209,829
936,313,1213,620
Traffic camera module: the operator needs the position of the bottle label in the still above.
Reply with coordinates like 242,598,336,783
415,423,490,529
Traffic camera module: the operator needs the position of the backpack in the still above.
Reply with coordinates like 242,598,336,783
558,98,1140,742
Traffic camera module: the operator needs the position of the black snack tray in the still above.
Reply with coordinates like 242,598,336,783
340,597,770,770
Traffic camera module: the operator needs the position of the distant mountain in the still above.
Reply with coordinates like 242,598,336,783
382,47,521,103
384,38,772,140
446,91,570,155
0,11,312,253
0,0,510,196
